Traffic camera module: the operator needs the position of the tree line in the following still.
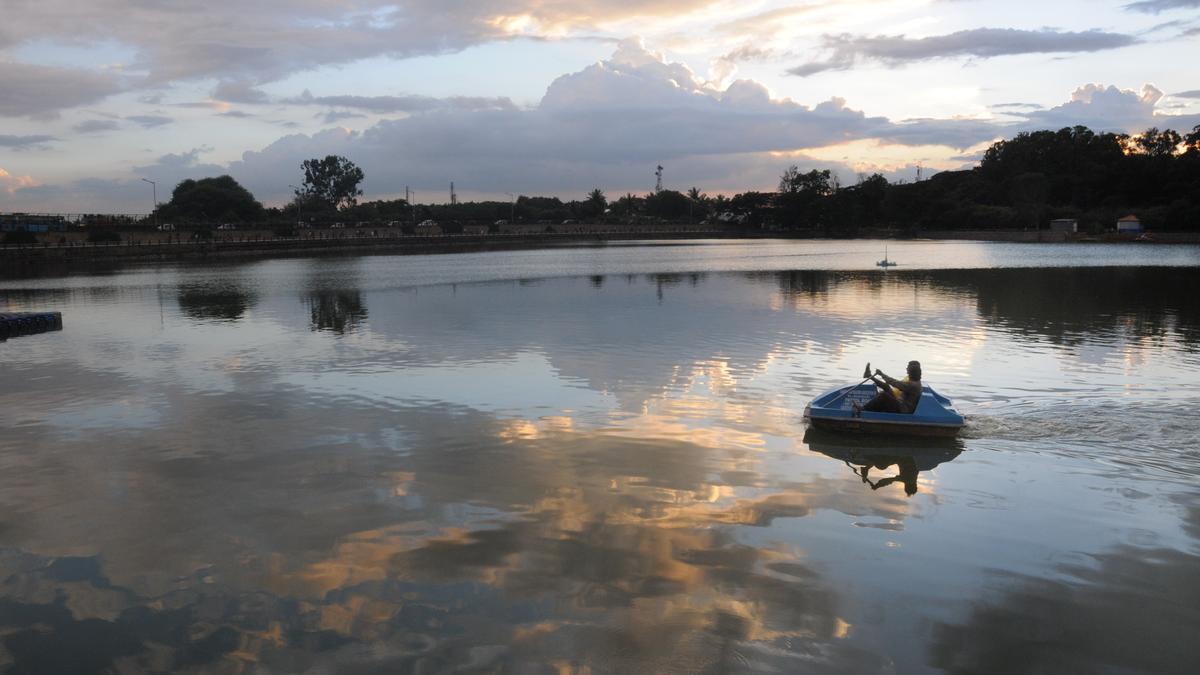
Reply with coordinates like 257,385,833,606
152,124,1200,233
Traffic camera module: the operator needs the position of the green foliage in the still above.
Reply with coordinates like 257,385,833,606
300,155,364,211
644,190,691,219
162,175,264,223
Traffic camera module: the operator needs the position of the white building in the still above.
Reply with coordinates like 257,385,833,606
1116,215,1142,233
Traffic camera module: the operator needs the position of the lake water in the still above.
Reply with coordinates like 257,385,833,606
1,239,1199,673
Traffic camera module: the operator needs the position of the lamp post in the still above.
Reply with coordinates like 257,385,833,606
141,178,157,229
288,184,303,228
505,192,516,223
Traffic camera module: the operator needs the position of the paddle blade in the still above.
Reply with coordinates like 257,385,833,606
863,362,871,379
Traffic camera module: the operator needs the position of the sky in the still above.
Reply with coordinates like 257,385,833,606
1,0,1199,213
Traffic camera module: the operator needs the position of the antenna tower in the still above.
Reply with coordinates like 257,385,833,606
916,164,923,182
450,182,457,205
655,165,664,193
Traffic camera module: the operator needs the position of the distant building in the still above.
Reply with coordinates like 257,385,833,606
1117,214,1143,233
1049,218,1077,234
0,213,68,233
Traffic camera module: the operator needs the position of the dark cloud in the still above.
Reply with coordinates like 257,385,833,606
0,1,691,90
212,80,270,104
873,118,1004,149
217,110,255,118
73,119,121,134
0,62,121,118
125,114,174,128
1171,89,1200,98
286,90,518,114
321,111,368,124
0,134,57,149
789,28,1138,76
1124,0,1200,12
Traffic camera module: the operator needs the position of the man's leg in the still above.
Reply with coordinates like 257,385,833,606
864,391,902,413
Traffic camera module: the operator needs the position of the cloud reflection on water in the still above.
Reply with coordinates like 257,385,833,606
1,261,1198,672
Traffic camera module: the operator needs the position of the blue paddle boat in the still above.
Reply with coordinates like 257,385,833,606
803,380,965,437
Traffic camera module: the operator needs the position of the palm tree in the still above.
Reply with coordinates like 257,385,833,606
586,188,607,217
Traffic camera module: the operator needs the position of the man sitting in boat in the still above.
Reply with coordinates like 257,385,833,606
855,361,922,414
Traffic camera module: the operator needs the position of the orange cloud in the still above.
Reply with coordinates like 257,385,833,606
0,168,39,194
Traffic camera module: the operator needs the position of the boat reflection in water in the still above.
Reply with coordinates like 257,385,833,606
802,428,964,496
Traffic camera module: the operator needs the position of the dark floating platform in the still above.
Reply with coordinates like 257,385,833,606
0,312,63,341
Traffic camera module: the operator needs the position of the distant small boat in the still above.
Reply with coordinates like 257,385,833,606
876,246,897,267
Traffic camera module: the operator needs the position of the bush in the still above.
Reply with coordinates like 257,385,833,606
87,229,121,243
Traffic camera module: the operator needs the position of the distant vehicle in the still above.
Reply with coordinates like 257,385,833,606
297,221,311,228
494,219,507,226
331,222,345,228
417,219,437,228
561,219,576,225
157,223,175,231
217,223,236,230
356,221,370,228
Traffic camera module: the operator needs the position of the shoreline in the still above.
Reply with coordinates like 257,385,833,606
3,228,1198,274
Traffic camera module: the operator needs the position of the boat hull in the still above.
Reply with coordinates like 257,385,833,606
805,409,962,437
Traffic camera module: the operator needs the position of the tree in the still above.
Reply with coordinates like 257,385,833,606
777,166,833,228
1132,128,1182,157
300,155,364,210
611,193,643,220
1186,125,1200,153
585,188,607,217
644,189,691,220
779,166,832,196
162,175,264,222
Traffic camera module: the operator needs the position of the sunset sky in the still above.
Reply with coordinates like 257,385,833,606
2,0,1198,212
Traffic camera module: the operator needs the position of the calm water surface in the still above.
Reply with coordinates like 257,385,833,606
1,240,1199,673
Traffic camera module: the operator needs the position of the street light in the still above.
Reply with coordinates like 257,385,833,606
505,192,516,223
288,184,303,227
141,178,157,229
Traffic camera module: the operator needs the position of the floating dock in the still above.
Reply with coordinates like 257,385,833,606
0,312,63,341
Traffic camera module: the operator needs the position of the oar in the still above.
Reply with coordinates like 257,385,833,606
825,362,874,408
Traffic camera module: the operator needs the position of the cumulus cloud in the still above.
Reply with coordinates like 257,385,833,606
12,40,1192,213
0,168,40,195
15,147,235,212
204,40,1002,205
1124,0,1200,13
0,62,122,118
0,134,57,149
1016,83,1200,132
789,28,1137,76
